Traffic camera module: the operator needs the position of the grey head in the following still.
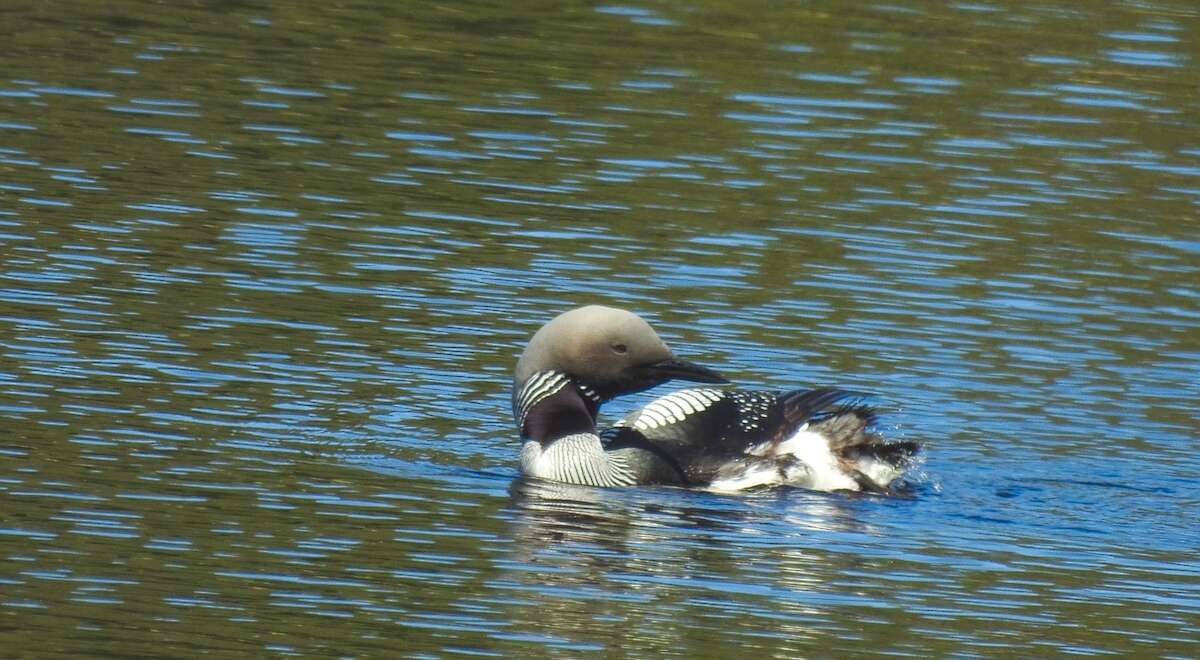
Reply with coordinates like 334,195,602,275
514,305,728,405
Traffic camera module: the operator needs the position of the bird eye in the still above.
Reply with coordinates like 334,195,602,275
611,343,628,354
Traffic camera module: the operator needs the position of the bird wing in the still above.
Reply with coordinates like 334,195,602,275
605,387,866,481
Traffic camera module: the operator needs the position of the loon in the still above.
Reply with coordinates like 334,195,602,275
513,305,919,493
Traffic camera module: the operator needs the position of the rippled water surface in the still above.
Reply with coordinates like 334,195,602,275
2,1,1198,657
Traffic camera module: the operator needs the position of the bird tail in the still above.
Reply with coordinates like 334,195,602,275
778,389,920,492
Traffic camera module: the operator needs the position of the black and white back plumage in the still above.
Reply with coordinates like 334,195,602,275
604,386,919,492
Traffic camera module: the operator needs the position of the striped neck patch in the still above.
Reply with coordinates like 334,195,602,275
513,370,571,429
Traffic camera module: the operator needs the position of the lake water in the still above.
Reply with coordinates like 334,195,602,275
1,1,1197,657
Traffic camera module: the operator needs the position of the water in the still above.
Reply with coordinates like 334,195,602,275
1,0,1198,656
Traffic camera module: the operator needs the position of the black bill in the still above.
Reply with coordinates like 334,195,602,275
641,358,729,384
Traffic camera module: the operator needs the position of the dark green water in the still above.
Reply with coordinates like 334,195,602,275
1,1,1197,657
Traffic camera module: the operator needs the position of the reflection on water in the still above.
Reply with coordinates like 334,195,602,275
507,476,885,554
2,0,1199,656
503,477,891,654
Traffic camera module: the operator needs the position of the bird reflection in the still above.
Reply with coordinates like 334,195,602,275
499,477,928,651
505,476,894,557
506,476,640,557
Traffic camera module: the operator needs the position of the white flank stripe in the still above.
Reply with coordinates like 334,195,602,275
706,463,784,493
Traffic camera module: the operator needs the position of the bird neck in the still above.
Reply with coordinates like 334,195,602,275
513,371,643,487
515,371,602,444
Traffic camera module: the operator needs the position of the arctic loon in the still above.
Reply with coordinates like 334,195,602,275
512,305,918,492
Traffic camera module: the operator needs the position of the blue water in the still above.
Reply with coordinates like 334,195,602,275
1,0,1198,657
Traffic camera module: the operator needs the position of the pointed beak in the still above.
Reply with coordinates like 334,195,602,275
640,358,729,385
